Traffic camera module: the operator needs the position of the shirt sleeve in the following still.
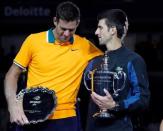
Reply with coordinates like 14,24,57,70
82,38,103,61
116,56,150,112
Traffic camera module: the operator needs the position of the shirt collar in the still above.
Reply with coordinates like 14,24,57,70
47,28,74,44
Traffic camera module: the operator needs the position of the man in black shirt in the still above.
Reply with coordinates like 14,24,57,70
85,9,150,131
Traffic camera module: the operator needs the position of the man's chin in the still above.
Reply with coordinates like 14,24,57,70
59,39,69,43
60,40,67,42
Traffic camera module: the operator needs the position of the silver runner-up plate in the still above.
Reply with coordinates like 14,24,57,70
16,87,57,124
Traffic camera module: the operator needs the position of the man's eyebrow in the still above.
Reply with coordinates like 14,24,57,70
97,25,102,28
60,26,75,31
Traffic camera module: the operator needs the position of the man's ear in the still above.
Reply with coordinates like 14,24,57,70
111,27,116,35
76,20,80,27
53,17,57,26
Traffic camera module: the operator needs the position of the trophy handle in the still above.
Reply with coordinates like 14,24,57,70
113,70,127,97
84,69,96,92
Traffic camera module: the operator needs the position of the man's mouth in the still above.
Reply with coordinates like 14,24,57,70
59,36,69,42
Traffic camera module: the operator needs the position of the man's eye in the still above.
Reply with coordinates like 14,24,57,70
69,29,74,32
61,28,66,31
61,28,74,32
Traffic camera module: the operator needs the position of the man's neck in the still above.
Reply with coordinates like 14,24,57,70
106,38,122,51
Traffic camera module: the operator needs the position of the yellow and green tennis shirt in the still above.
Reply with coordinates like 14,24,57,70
14,28,103,119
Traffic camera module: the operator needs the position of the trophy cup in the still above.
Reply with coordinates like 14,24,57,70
16,87,57,124
84,51,126,119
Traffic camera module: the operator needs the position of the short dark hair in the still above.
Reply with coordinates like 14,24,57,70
97,9,128,39
56,1,80,22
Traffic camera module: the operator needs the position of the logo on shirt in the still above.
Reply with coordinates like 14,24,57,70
71,49,79,51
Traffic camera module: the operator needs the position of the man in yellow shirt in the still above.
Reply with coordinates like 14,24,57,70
4,1,102,131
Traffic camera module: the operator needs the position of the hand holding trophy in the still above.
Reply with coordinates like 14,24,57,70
16,87,57,124
84,51,126,119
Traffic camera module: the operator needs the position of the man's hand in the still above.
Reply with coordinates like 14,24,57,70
8,99,29,125
91,88,116,110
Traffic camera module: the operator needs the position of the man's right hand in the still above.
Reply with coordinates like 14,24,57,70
8,100,29,125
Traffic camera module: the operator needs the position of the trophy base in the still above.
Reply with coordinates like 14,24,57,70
93,111,114,119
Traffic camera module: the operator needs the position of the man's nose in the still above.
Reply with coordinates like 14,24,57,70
63,30,71,36
95,29,98,35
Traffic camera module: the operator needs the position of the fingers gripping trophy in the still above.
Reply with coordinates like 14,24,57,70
84,51,126,119
16,87,57,124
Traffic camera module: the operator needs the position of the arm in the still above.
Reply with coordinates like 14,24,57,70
160,120,163,131
120,57,150,112
4,63,29,125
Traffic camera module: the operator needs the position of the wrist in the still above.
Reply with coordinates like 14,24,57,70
111,101,120,111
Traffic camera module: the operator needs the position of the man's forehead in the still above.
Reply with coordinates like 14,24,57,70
58,19,78,24
98,19,107,26
58,19,78,28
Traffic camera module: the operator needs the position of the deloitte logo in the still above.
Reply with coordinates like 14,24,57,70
4,6,51,17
